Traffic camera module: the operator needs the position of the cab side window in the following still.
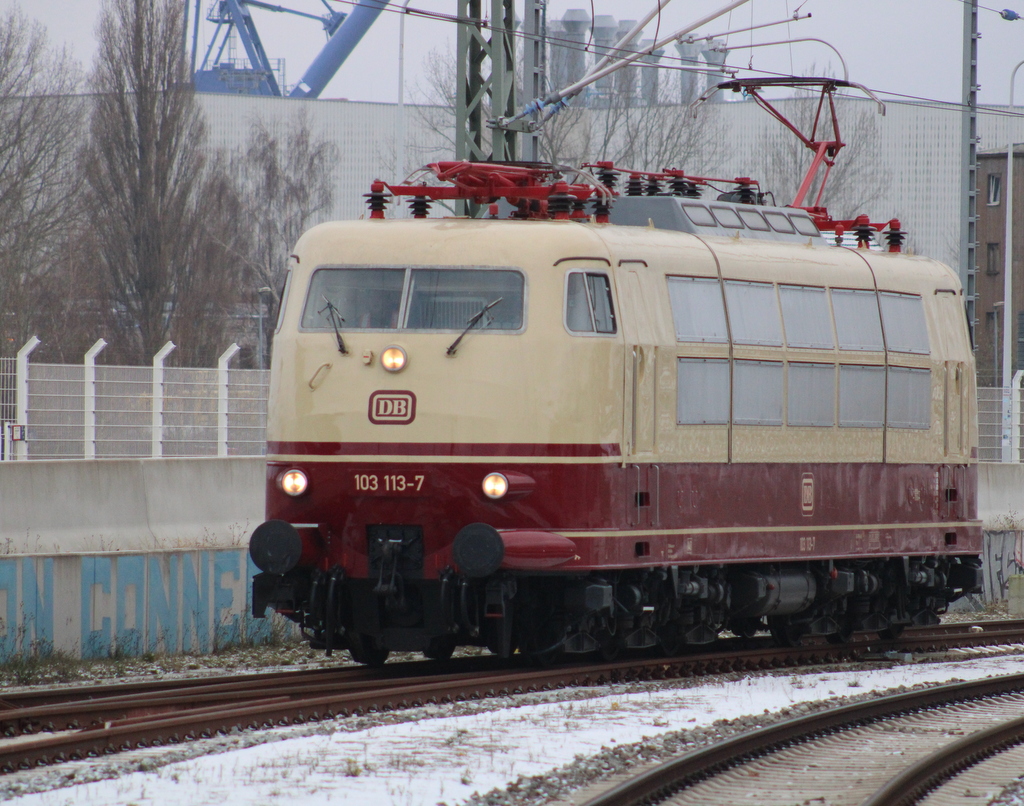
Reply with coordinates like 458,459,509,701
566,272,616,334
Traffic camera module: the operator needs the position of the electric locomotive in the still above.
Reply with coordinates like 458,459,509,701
248,159,983,665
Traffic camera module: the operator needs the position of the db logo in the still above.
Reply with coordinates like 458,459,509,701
368,391,417,425
800,473,814,516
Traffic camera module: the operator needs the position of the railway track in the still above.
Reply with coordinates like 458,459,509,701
0,619,1020,775
572,671,1024,806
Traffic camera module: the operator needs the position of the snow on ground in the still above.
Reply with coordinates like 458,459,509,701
10,650,1024,806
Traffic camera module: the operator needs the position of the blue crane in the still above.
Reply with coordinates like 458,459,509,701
188,0,390,97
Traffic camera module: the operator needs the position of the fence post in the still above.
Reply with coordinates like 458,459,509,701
1013,370,1024,463
15,336,40,461
83,339,107,460
151,342,176,458
218,343,240,457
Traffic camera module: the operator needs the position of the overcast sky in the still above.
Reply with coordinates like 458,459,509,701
3,0,1024,109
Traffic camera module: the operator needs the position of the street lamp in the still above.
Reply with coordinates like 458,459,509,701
396,0,413,185
257,287,273,370
1002,60,1024,461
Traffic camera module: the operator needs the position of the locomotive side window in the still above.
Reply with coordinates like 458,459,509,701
790,214,821,237
734,360,784,425
710,206,744,229
738,209,770,231
406,269,523,330
788,363,835,426
887,366,931,428
677,358,730,424
302,268,404,329
839,364,886,427
565,272,616,334
667,276,728,342
764,212,795,233
301,267,525,331
879,292,929,354
681,203,717,227
831,289,885,351
779,285,833,349
724,280,782,346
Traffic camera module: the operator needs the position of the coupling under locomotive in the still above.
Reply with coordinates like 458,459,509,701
248,163,983,665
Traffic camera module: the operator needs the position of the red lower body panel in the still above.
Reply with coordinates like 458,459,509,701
265,448,981,580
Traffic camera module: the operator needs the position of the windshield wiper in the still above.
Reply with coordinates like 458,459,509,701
447,297,503,356
318,296,349,355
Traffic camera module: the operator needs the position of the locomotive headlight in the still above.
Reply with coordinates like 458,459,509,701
482,472,509,500
280,469,309,497
381,346,407,372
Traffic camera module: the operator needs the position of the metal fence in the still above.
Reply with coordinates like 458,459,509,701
2,339,268,460
3,334,1024,463
978,374,1024,462
0,357,15,461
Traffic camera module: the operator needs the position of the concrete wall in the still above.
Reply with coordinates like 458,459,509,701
0,457,270,659
0,457,264,554
0,458,1022,659
978,462,1024,530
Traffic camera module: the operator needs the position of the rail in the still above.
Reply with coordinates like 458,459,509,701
579,671,1024,806
0,620,1020,774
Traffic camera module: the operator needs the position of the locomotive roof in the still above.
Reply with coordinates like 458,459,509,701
607,196,825,244
293,216,961,297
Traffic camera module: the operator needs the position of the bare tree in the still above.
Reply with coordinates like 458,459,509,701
0,5,83,356
81,0,218,364
542,96,726,174
234,112,338,363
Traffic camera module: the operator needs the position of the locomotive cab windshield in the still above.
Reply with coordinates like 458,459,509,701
301,267,525,333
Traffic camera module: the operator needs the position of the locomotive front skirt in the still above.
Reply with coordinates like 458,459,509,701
249,200,983,664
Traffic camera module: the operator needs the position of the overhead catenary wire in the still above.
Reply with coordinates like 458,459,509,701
240,0,1024,131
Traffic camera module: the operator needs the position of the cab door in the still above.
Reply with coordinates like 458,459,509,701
617,265,659,527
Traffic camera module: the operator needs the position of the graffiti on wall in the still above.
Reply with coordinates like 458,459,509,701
0,550,273,660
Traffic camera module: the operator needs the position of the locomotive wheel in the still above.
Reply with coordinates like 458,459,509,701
826,623,854,645
767,617,805,648
657,623,685,657
423,637,456,661
878,624,905,640
347,633,390,667
597,631,622,662
730,618,761,639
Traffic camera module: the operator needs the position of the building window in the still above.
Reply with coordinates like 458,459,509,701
988,174,1001,206
987,242,1001,276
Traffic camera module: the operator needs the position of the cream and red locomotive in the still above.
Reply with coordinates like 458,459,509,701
248,161,982,665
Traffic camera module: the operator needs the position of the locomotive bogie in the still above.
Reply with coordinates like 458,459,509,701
250,215,982,663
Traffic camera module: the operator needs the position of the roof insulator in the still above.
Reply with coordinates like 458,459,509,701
595,162,618,191
364,181,390,219
625,174,644,196
547,183,573,220
408,195,431,218
669,177,700,197
886,219,905,253
853,214,873,249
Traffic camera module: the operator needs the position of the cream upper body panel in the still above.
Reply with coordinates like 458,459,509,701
268,217,976,464
271,219,624,453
